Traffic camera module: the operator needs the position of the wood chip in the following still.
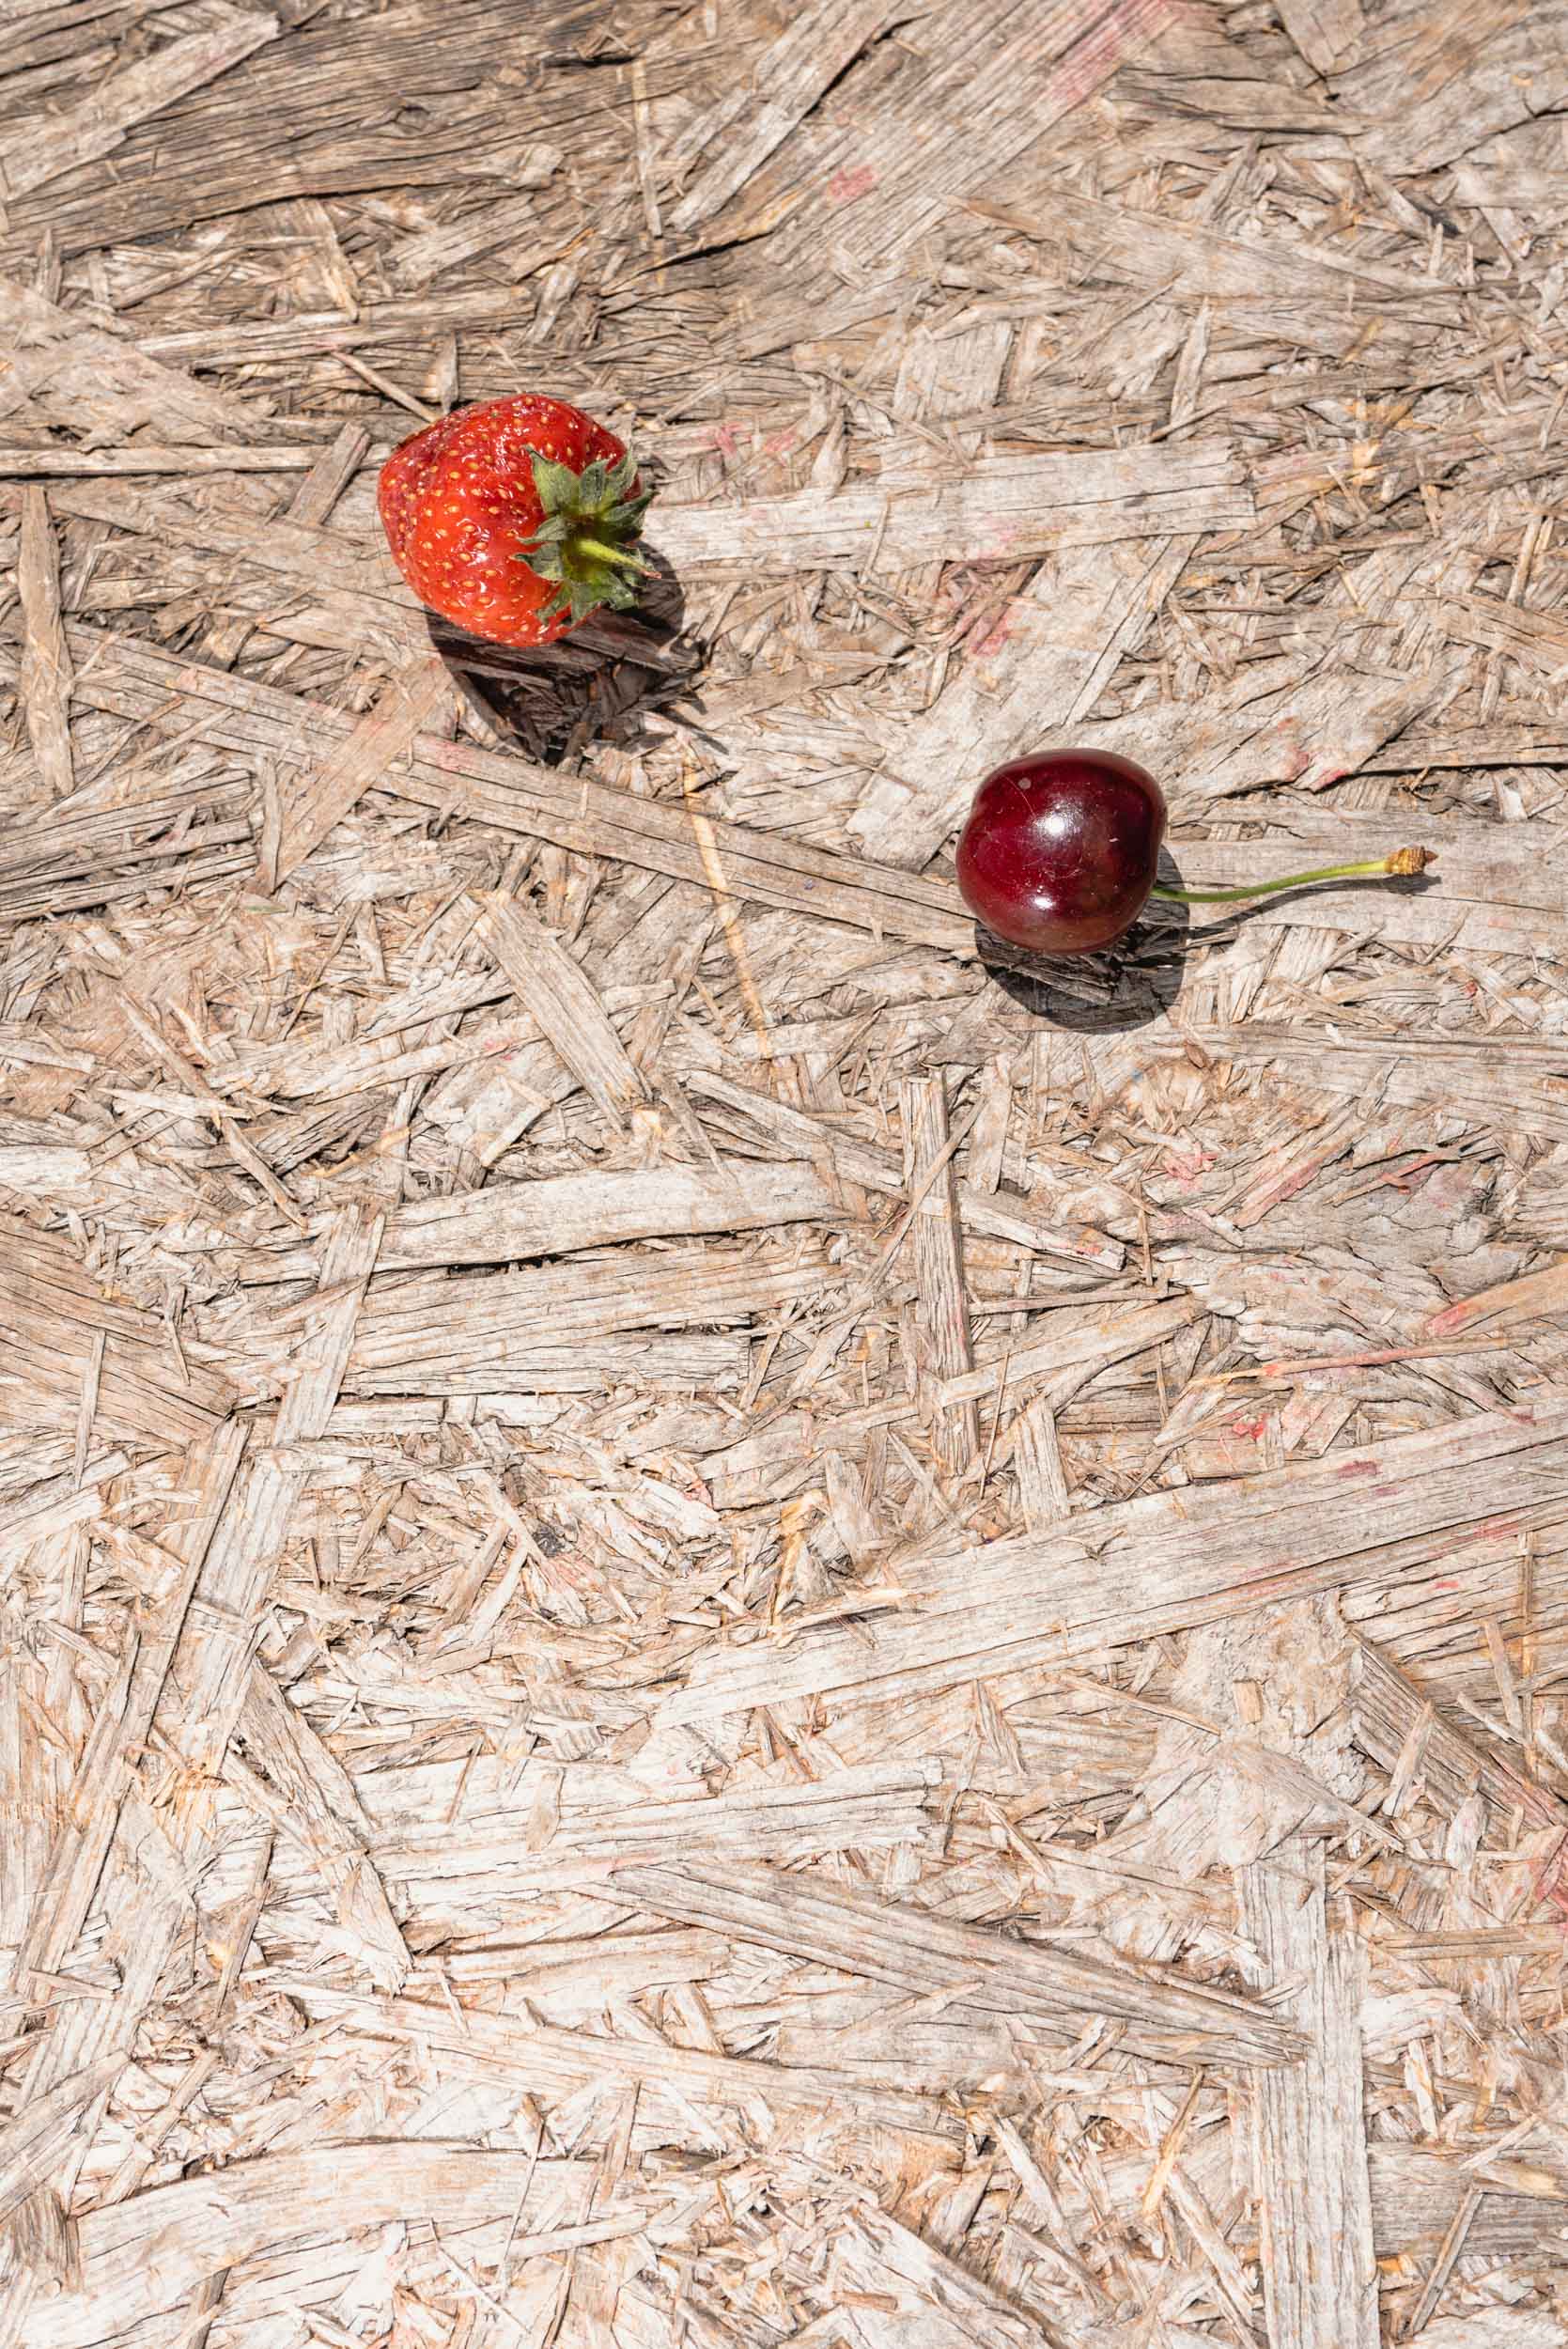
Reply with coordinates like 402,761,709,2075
1243,1841,1379,2349
472,891,646,1131
0,11,281,201
15,488,74,802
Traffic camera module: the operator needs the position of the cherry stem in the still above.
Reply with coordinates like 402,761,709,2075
572,537,648,571
1149,846,1436,906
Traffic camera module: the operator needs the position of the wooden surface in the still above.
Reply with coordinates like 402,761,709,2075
2,0,1568,2343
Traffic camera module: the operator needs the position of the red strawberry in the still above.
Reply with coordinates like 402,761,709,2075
377,393,652,647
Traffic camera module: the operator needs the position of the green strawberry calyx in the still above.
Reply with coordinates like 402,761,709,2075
516,447,653,625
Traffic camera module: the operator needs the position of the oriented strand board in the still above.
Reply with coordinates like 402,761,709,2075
0,0,1566,2342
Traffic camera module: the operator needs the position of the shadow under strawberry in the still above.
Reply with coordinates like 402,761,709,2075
425,544,701,769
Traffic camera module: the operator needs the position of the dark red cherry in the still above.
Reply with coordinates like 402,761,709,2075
955,750,1167,957
955,749,1438,960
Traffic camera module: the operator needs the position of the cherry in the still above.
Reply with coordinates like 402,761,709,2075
955,748,1435,957
956,751,1167,956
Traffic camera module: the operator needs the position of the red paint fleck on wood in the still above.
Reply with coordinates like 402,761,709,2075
1163,1147,1213,1188
1531,1832,1568,1922
971,610,1017,656
827,164,877,205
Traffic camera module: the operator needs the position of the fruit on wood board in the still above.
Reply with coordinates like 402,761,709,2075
955,749,1435,957
379,393,652,647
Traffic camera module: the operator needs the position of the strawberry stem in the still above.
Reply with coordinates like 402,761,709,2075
572,538,649,571
518,445,654,627
1149,846,1436,905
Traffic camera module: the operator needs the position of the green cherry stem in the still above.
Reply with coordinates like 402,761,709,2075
1149,845,1436,905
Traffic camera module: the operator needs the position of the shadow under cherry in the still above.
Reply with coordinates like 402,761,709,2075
970,844,1439,1035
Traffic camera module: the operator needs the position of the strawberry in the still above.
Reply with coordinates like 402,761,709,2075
377,393,652,647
